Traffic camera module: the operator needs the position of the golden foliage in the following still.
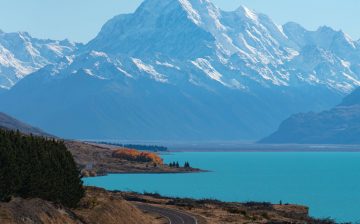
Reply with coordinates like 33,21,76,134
112,148,163,165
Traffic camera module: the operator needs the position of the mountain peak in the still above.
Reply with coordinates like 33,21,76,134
136,0,172,13
317,25,335,33
236,5,259,21
283,22,306,31
17,31,32,38
315,26,356,50
87,0,220,57
176,0,202,25
317,25,354,38
137,0,218,26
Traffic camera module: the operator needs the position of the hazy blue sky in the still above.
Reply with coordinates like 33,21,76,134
0,0,359,43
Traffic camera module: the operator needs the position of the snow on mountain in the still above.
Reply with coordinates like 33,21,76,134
1,0,359,140
2,0,358,93
0,31,80,89
83,0,360,93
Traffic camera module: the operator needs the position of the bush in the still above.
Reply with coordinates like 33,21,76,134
0,129,84,207
112,148,163,165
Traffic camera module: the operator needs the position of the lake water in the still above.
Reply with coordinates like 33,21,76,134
84,152,360,222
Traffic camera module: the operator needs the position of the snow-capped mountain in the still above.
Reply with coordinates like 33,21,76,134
0,30,80,89
85,0,294,89
0,0,359,140
82,0,360,93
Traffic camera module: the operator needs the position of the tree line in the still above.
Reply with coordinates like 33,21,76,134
0,129,84,207
95,141,168,152
169,161,191,168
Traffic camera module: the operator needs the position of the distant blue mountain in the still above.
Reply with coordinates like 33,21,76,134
0,112,50,136
0,0,359,140
260,88,360,144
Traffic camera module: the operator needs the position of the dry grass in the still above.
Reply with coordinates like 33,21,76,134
119,191,339,224
0,187,159,224
74,187,157,224
65,141,201,177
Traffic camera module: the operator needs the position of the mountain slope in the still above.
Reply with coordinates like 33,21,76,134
260,88,360,144
0,62,341,140
0,0,359,140
0,112,49,136
0,30,79,89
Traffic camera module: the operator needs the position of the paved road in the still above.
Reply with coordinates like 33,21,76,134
137,204,198,224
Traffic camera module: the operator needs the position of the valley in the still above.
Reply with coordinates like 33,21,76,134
1,0,360,223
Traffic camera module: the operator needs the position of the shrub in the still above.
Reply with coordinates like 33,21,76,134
0,129,84,207
112,148,163,165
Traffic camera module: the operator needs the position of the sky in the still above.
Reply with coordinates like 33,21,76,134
0,0,359,43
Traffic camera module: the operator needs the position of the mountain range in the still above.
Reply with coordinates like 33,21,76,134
0,0,359,141
0,30,79,89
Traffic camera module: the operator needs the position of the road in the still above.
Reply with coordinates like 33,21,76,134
137,204,198,224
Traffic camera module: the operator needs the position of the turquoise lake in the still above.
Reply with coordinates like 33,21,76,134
84,152,360,222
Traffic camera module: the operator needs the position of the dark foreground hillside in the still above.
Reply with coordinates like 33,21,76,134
0,129,83,207
0,129,163,224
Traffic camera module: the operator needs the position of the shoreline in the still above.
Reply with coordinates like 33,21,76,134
84,168,208,178
65,141,207,177
0,187,339,224
111,188,338,224
84,140,360,152
168,149,360,152
104,169,208,175
166,144,360,153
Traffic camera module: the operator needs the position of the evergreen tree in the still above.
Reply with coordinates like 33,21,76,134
184,161,191,168
0,129,84,207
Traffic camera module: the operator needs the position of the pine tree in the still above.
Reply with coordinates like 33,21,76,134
184,161,191,168
0,129,84,207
